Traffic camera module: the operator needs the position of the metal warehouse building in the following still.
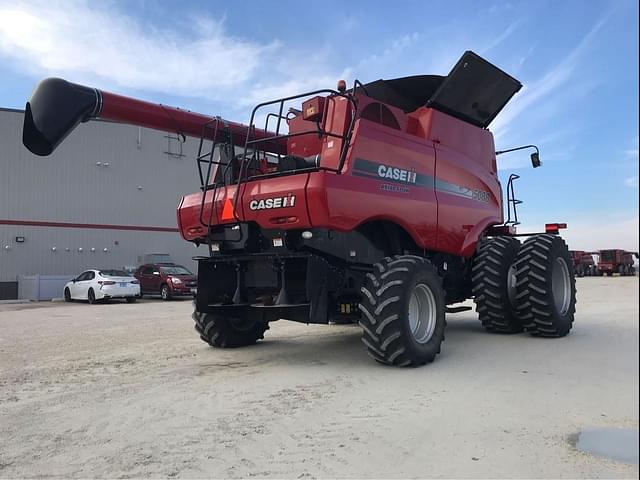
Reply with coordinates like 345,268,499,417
0,107,204,300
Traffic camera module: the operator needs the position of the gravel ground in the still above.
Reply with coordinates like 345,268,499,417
0,277,638,478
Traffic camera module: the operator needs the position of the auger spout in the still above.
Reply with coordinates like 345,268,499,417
22,78,284,156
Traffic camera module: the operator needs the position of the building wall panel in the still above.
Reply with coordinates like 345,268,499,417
0,108,207,293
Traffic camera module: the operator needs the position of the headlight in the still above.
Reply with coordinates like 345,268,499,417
170,277,182,285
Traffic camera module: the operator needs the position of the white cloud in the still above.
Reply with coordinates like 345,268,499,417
0,0,347,107
0,1,277,96
622,137,639,188
624,135,639,159
491,14,611,147
478,20,521,55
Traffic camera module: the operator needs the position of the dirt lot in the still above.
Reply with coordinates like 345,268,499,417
0,277,638,478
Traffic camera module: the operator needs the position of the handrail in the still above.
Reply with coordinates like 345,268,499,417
233,89,358,218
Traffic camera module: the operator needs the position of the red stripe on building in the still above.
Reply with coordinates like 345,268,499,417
0,219,179,233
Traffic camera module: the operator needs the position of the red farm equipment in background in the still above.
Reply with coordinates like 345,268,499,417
570,251,597,277
596,250,638,276
22,51,577,367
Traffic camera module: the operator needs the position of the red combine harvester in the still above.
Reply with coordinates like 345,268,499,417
22,51,577,366
596,250,638,276
570,251,596,277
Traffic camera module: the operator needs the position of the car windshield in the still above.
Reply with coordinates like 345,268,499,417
160,266,192,275
100,270,131,277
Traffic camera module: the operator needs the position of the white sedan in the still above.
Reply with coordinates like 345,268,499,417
64,269,141,304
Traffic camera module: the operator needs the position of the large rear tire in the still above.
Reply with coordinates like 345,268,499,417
514,234,576,337
358,255,446,367
193,307,269,348
471,236,523,333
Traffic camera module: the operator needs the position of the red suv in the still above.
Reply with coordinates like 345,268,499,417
135,263,197,300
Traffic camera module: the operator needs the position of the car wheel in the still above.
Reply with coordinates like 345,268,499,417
88,288,97,305
64,288,73,302
161,284,171,301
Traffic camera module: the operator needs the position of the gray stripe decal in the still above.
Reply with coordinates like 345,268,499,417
352,157,490,203
353,158,432,187
434,178,473,199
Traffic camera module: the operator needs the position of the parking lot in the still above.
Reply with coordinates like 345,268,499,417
0,277,638,478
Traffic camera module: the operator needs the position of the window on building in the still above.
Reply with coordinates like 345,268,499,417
164,134,185,158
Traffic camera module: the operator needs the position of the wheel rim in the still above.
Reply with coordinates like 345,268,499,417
507,264,518,308
162,287,168,299
552,257,571,315
230,316,256,332
408,283,437,344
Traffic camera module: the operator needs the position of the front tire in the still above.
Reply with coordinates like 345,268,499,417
471,236,523,333
161,284,171,301
64,288,72,302
193,307,269,348
514,234,576,337
358,255,446,367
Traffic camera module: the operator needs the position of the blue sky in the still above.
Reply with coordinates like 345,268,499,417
0,0,638,250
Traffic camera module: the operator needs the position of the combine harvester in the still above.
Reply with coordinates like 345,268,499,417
570,251,597,277
22,51,576,366
595,250,638,276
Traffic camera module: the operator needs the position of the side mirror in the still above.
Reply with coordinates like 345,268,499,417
496,145,541,168
72,278,77,283
531,152,541,168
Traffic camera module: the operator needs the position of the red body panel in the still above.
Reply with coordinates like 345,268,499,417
287,115,323,158
570,251,595,267
178,105,503,258
178,175,313,241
